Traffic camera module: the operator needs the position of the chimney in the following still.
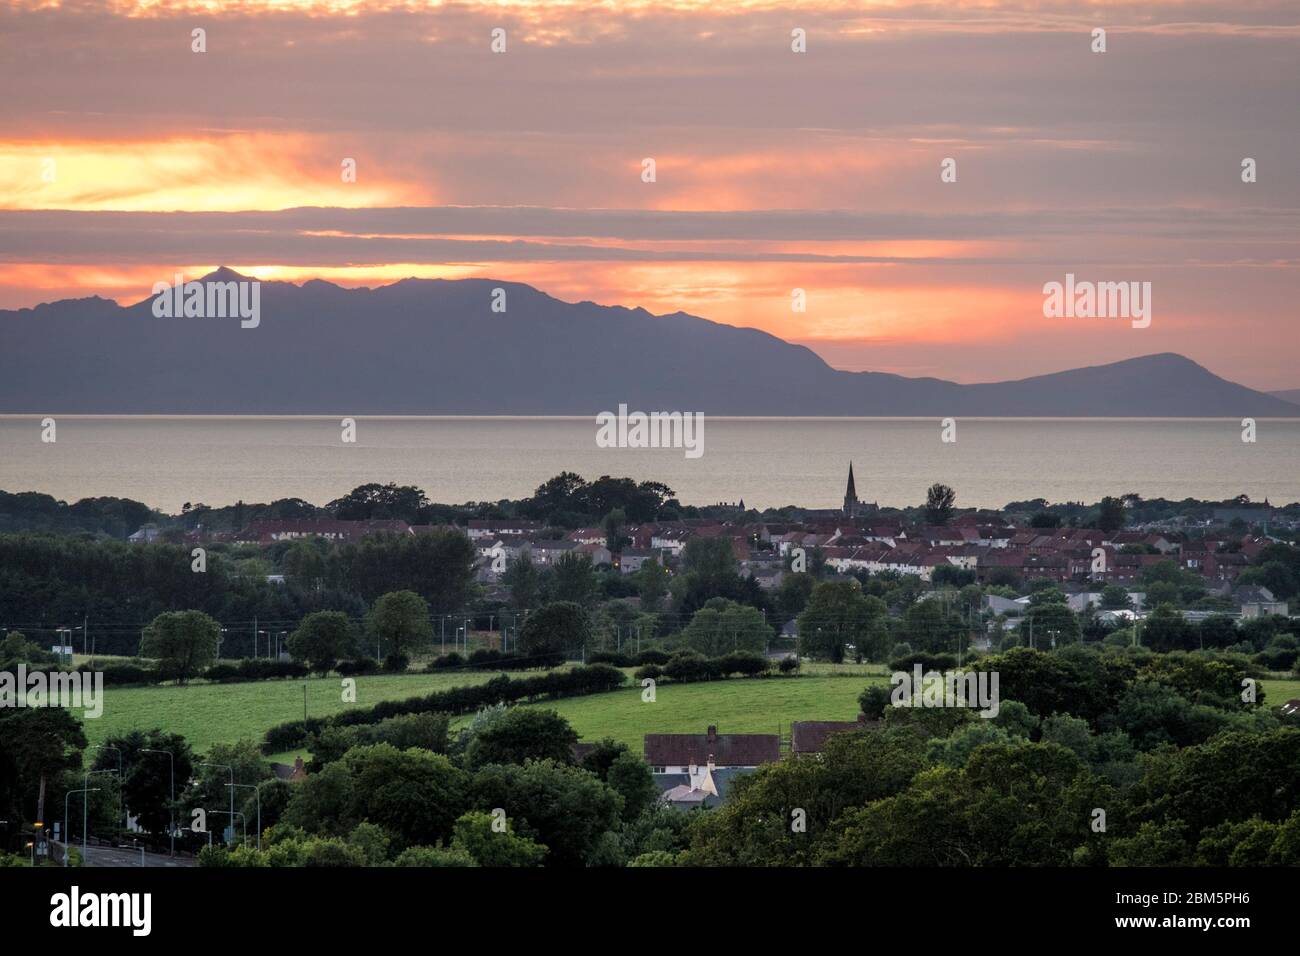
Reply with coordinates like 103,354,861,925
688,761,697,776
706,724,718,742
707,755,716,772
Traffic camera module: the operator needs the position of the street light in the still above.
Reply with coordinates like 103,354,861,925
82,768,116,857
198,762,235,846
64,787,101,867
141,748,175,856
92,744,123,837
231,784,263,850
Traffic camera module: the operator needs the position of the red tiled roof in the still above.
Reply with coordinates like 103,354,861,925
790,719,874,754
644,728,780,767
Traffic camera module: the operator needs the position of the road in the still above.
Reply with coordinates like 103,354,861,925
52,842,195,868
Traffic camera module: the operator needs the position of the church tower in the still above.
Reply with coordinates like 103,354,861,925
844,462,860,517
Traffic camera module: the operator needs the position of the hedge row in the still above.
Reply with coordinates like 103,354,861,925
261,663,627,753
426,648,564,672
633,650,773,684
204,659,310,683
587,649,671,668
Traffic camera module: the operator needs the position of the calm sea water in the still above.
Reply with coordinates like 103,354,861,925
1,416,1297,513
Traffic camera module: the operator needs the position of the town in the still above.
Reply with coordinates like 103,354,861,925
0,468,1297,870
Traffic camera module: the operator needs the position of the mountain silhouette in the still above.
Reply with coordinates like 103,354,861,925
1,270,1295,416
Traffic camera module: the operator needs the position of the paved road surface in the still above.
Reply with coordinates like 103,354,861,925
52,842,195,868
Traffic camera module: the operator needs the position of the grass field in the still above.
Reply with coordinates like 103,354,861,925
80,671,498,758
459,674,887,751
80,666,1300,762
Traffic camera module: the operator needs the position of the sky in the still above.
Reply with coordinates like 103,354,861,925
1,0,1298,389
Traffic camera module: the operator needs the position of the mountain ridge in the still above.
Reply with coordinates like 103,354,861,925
1,270,1295,417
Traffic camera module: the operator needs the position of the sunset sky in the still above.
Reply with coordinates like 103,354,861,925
2,0,1298,388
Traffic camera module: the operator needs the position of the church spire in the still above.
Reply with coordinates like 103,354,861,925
844,462,859,517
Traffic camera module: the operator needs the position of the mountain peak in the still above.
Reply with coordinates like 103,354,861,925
202,266,251,283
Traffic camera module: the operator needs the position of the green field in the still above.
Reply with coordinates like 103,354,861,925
80,671,498,758
80,667,1300,762
467,674,885,751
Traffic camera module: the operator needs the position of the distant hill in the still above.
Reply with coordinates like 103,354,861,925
1268,388,1300,406
1,269,1295,417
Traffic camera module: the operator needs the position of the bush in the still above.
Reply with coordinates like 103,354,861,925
717,651,770,677
635,649,671,666
382,653,411,673
589,651,635,667
80,662,158,686
858,684,892,719
634,664,663,682
888,651,958,674
262,664,628,752
205,659,310,683
778,656,800,673
337,657,380,676
663,651,713,683
426,652,465,671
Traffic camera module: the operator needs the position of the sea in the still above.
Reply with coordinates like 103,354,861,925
1,416,1297,513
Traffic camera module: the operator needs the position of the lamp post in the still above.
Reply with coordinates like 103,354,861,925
231,784,262,850
64,787,101,867
92,744,123,837
198,762,234,846
141,748,175,856
82,769,116,856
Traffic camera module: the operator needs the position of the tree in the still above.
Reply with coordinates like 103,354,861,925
140,610,220,683
797,582,889,662
94,729,194,841
606,752,659,821
287,611,355,675
635,558,669,611
1022,601,1081,648
552,552,598,606
502,553,541,610
518,602,589,662
284,744,470,849
1097,496,1126,533
470,759,622,867
894,597,966,656
924,483,956,526
0,707,86,838
327,482,430,523
681,599,770,656
365,591,432,659
1099,584,1132,610
450,811,547,867
602,509,629,554
462,709,578,769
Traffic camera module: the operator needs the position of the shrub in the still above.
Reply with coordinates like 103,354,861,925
717,651,770,677
81,663,158,686
633,664,663,682
382,652,411,673
635,649,671,666
663,651,713,683
427,652,465,671
589,651,635,667
337,657,380,676
262,664,627,752
888,651,958,674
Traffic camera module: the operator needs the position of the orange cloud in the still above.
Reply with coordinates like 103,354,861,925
0,135,424,211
